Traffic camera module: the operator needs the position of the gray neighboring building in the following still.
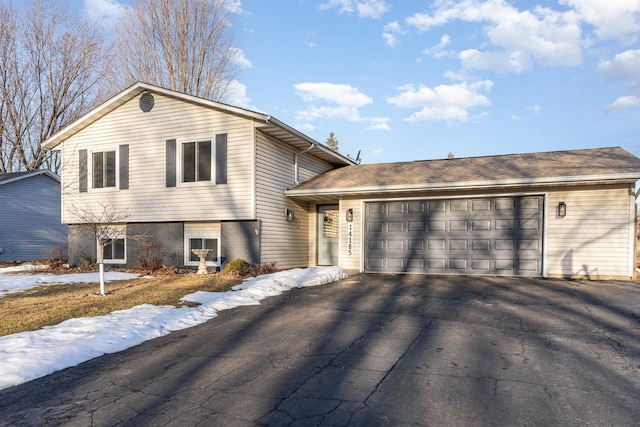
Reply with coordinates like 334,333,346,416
0,170,67,262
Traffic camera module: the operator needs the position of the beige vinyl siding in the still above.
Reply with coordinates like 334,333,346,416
59,92,255,223
255,132,334,269
339,198,362,271
546,184,635,279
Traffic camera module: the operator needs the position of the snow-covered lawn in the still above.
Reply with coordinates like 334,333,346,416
0,265,347,391
0,264,140,297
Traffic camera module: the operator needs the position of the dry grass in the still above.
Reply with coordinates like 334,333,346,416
0,273,242,337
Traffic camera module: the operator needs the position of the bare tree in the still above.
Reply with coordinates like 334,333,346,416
113,0,240,101
69,201,133,295
0,0,112,173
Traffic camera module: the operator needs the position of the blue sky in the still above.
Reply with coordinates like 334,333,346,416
70,1,640,164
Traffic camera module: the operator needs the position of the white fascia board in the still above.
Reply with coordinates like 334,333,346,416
0,170,60,186
261,116,356,166
42,82,273,150
285,174,640,197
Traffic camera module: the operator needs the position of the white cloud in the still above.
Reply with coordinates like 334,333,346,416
294,82,373,122
527,104,541,116
83,0,127,28
229,47,252,69
357,0,390,19
406,0,582,72
296,123,316,132
459,49,532,73
224,80,253,109
225,0,244,14
598,50,640,112
561,0,640,41
367,117,391,130
598,50,640,84
604,95,640,113
383,21,403,47
370,149,384,157
423,34,454,58
387,80,492,123
319,0,353,14
319,0,390,19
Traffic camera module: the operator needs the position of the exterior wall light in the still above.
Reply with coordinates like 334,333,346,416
346,208,354,222
557,202,567,218
286,208,295,223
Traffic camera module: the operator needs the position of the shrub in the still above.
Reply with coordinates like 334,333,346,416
137,240,167,271
224,258,251,276
80,254,96,267
224,259,277,278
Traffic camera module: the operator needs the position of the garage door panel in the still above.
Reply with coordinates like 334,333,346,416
428,258,446,269
408,240,425,250
368,222,384,233
387,240,404,250
408,201,425,213
449,259,468,270
408,221,425,231
472,259,491,271
428,221,446,231
450,240,468,251
364,196,543,276
472,220,491,230
388,222,404,232
450,220,468,231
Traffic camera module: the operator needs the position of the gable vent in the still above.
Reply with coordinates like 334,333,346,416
139,92,154,112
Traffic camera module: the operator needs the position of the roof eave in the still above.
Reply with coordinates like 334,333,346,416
285,173,640,199
42,82,355,167
0,170,60,186
43,82,273,151
257,116,356,166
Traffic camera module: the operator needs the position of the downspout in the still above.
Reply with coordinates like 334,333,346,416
294,143,316,185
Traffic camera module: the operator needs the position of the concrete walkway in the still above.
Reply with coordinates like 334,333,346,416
1,274,640,426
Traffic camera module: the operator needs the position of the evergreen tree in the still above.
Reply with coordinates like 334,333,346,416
326,132,339,152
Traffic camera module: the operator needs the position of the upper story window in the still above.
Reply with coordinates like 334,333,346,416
78,145,128,193
182,140,211,183
165,134,226,188
92,150,116,188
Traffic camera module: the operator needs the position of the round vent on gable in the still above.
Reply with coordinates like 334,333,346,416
139,92,154,112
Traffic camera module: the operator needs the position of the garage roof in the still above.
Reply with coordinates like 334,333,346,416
286,147,640,199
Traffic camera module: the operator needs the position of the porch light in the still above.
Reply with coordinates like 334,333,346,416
346,208,353,222
286,208,295,223
557,202,566,218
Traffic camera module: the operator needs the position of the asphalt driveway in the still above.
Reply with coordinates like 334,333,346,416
1,274,640,426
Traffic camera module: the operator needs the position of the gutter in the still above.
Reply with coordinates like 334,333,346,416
262,116,356,166
294,143,316,185
285,174,640,198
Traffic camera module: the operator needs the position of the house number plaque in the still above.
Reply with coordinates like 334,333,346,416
347,222,353,256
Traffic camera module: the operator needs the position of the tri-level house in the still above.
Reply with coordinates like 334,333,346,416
43,82,355,270
45,82,640,280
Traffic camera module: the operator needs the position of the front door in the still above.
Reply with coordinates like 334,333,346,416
317,205,339,265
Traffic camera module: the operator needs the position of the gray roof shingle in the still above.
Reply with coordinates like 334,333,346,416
288,147,640,195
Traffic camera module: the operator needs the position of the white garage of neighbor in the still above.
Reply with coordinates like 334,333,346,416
286,147,640,280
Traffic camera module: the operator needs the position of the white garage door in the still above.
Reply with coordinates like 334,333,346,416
364,196,543,276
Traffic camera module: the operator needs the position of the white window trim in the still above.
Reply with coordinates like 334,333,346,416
177,136,216,187
184,233,221,267
88,147,119,192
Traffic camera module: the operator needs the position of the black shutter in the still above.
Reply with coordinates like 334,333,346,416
119,144,129,189
79,149,87,192
166,139,176,187
216,134,227,184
